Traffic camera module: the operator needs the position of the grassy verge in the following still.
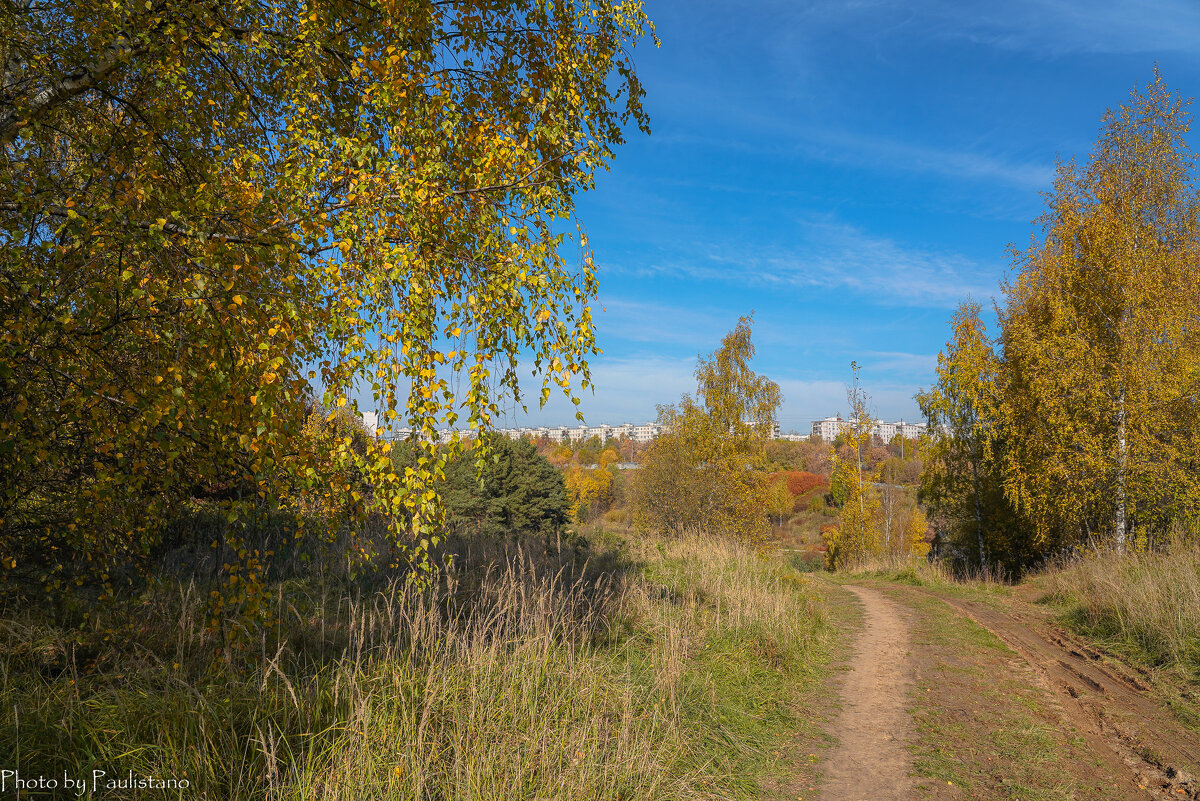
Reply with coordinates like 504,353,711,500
841,556,1014,607
1035,545,1200,731
1,531,838,800
758,576,860,801
1037,546,1200,672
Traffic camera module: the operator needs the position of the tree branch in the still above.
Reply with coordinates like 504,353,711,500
0,33,146,145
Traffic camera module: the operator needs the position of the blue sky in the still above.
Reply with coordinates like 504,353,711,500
502,0,1200,433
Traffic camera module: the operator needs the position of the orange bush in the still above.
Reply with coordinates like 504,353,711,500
770,471,827,498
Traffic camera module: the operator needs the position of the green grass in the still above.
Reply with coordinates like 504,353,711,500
1,532,839,800
1035,545,1200,735
786,550,825,573
843,557,1015,609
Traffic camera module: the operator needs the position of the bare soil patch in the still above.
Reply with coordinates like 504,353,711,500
781,576,1200,800
818,584,915,801
886,582,1136,801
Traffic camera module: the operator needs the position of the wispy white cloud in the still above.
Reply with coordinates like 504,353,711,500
494,354,927,432
776,376,925,427
593,298,733,349
774,378,849,429
811,0,1200,56
922,0,1200,55
496,354,699,427
794,128,1055,192
651,127,1054,194
862,350,939,375
634,215,1000,308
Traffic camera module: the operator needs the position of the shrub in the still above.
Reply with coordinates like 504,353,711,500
441,434,569,539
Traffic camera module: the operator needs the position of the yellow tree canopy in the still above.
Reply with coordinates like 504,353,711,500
632,316,781,540
0,0,654,591
1001,72,1200,550
917,301,1006,568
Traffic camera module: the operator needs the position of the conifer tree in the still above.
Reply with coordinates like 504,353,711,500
442,434,568,539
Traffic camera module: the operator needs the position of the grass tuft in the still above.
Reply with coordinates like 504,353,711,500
1039,545,1200,671
2,532,836,799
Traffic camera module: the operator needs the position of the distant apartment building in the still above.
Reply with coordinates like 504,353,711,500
391,418,799,445
745,421,782,440
810,415,926,443
384,416,923,446
491,422,664,444
628,423,662,443
811,415,851,441
389,426,458,442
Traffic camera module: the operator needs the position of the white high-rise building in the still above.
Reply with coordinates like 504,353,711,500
629,423,662,443
487,422,664,444
811,415,851,441
810,415,926,443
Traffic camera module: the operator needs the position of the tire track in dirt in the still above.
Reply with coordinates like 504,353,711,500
820,585,914,801
935,592,1200,799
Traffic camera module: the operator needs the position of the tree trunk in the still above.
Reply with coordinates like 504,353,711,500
856,433,865,525
1115,387,1127,553
970,457,988,571
883,493,891,555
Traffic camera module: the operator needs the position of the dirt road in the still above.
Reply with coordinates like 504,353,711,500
820,585,915,801
815,582,1200,801
937,590,1200,799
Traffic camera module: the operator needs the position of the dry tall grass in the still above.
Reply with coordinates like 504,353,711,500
1040,546,1200,669
835,545,1017,592
1,532,835,799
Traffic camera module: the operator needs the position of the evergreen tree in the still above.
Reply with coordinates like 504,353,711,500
442,435,568,539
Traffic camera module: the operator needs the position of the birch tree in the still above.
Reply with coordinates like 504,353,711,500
845,361,873,529
1000,72,1200,552
823,363,881,567
632,316,781,539
0,0,654,599
918,301,1004,568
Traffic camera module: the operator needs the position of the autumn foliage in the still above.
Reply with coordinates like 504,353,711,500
771,471,827,502
632,317,781,540
0,1,654,608
920,73,1200,573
